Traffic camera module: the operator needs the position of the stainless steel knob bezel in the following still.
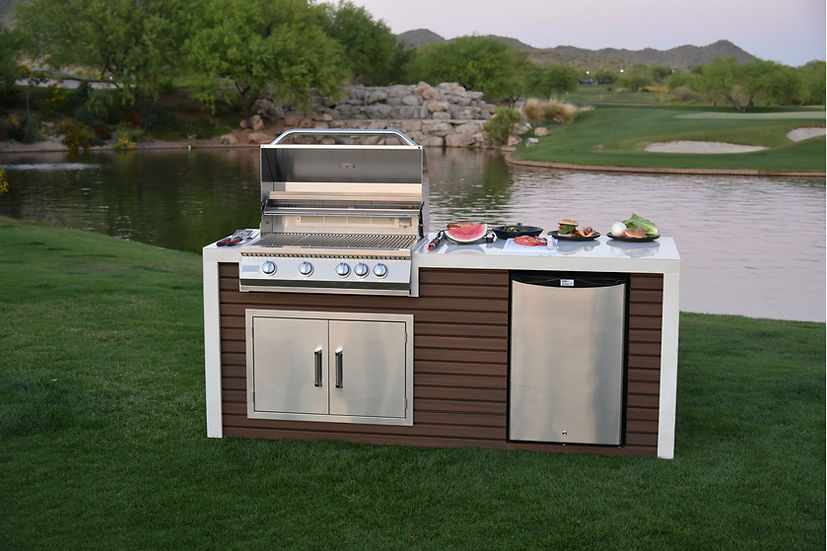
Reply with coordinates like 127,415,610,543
261,260,277,275
298,261,314,276
353,263,369,278
372,263,388,279
335,262,351,277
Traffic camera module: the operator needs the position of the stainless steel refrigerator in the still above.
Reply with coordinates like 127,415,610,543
509,272,627,445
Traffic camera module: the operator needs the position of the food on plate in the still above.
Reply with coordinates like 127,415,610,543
575,226,595,238
622,227,647,239
610,221,627,236
445,223,488,243
557,218,578,236
513,235,547,246
447,221,475,230
622,213,659,237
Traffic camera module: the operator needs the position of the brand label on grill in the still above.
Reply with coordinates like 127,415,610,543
561,279,575,287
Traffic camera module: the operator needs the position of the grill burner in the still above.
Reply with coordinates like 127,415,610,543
239,129,427,296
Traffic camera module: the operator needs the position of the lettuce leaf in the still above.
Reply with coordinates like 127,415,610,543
623,213,659,237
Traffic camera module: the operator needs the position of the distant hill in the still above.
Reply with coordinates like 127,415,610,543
397,29,757,68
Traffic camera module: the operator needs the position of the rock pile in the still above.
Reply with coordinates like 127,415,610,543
231,82,499,148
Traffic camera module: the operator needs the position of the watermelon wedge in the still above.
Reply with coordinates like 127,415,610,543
445,223,487,243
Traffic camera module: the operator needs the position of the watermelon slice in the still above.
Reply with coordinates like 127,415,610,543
445,223,487,243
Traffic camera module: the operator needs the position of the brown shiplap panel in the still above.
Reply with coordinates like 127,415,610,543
222,341,246,354
221,328,246,341
416,323,508,338
223,427,508,449
620,445,657,456
415,373,506,389
223,415,505,440
627,419,659,434
415,347,506,364
221,365,246,379
415,385,506,403
419,269,509,287
628,329,662,343
628,381,660,395
418,284,508,299
628,368,660,383
630,274,663,290
628,355,661,369
219,278,239,291
628,315,662,330
219,263,239,277
415,360,506,377
415,398,506,415
415,335,507,351
221,316,245,329
223,402,247,415
222,390,247,403
629,342,661,356
222,377,246,391
626,407,659,421
627,394,660,408
626,432,658,447
221,353,246,367
630,289,664,304
414,310,507,325
506,442,630,456
415,411,507,428
629,303,663,316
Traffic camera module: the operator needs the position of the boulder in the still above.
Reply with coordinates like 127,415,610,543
283,113,303,127
506,134,522,146
444,132,476,147
248,132,273,144
453,121,483,135
254,99,284,119
219,133,238,145
534,127,550,136
422,121,454,136
401,94,422,106
367,90,389,104
419,135,444,147
250,114,264,130
426,100,449,112
432,112,451,120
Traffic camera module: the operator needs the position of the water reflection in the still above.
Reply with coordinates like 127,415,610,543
0,146,823,322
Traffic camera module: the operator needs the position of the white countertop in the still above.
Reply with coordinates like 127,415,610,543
413,232,680,274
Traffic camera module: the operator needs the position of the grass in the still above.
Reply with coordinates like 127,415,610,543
0,217,824,549
512,104,826,173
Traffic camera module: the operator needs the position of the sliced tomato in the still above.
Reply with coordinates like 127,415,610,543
513,235,546,247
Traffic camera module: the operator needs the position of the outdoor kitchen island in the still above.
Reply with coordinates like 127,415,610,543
203,232,680,459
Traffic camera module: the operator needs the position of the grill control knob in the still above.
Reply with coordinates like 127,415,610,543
335,262,350,277
298,261,314,276
354,263,369,278
372,263,388,279
261,260,277,275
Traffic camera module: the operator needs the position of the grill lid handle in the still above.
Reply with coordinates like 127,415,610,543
269,128,418,147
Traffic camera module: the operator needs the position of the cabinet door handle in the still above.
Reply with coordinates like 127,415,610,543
314,347,323,387
335,348,343,388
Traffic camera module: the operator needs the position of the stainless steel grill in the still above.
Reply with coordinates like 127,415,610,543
239,129,427,295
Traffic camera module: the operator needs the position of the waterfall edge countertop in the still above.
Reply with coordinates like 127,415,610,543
412,232,680,275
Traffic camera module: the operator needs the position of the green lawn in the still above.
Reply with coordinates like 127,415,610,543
1,217,824,549
512,105,826,173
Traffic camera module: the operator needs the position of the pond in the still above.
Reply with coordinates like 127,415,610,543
1,147,824,322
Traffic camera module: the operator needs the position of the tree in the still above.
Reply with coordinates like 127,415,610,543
323,1,410,85
699,57,802,111
185,0,348,115
615,65,652,92
526,64,579,99
405,36,529,103
797,61,826,105
14,0,185,103
593,69,619,85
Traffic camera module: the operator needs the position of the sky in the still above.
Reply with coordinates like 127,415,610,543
347,0,825,67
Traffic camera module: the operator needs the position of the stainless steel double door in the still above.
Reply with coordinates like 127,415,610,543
509,273,627,445
247,310,409,422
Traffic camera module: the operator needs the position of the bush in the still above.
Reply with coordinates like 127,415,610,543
20,114,44,143
521,99,576,124
113,124,143,150
483,106,521,146
57,118,92,152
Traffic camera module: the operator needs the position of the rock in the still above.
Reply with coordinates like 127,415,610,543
239,119,249,129
283,113,303,127
250,114,264,130
426,100,449,112
419,135,444,147
534,127,550,136
366,104,392,118
401,120,422,133
514,122,532,134
254,99,284,119
506,134,522,146
444,133,476,147
526,137,539,146
401,94,422,106
248,132,273,144
219,133,238,145
453,122,483,135
432,112,452,120
422,121,454,136
367,90,389,104
388,85,410,97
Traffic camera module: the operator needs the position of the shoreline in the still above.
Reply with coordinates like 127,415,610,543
2,139,824,178
505,153,826,178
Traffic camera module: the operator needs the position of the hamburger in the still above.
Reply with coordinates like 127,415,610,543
557,219,578,236
623,227,647,239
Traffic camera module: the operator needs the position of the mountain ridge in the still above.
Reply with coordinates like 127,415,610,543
396,29,757,68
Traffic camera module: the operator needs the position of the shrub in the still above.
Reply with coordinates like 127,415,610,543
0,168,8,195
20,114,44,143
521,99,576,124
483,106,521,146
114,124,143,150
57,118,92,152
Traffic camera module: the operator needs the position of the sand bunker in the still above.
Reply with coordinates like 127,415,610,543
786,127,826,141
644,141,767,154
